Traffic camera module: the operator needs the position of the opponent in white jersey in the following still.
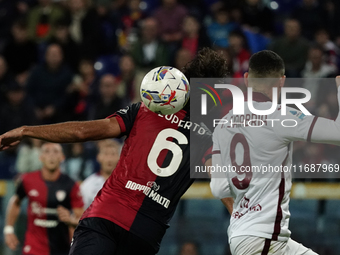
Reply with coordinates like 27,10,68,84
210,51,340,255
81,140,120,208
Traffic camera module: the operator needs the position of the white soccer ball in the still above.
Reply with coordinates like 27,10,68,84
140,66,190,115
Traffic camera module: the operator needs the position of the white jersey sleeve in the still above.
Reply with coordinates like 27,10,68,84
272,107,315,143
275,89,340,145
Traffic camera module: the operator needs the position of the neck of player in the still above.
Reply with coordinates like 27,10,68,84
100,169,111,180
41,167,61,182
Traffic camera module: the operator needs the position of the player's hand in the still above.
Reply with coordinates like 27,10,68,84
5,233,19,251
57,206,72,225
0,127,24,151
336,76,340,88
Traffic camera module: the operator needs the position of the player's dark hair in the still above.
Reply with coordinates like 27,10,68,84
182,47,229,79
249,50,285,78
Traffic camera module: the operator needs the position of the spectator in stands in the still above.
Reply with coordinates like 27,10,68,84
207,7,237,48
95,0,119,54
298,143,331,166
88,74,124,120
302,46,337,106
3,19,37,86
178,0,206,21
27,0,65,42
314,29,339,69
116,55,144,103
15,138,43,174
48,18,80,72
228,31,251,75
182,15,211,57
0,81,36,135
130,17,169,71
0,56,15,103
66,0,102,59
174,48,193,70
269,19,309,77
64,143,94,181
117,0,146,50
241,0,274,35
26,44,73,123
178,241,200,255
292,0,323,40
0,0,20,50
67,58,99,120
81,139,120,209
320,0,340,40
154,0,187,56
302,46,337,79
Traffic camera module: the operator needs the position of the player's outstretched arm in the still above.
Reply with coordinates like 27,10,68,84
4,195,22,251
0,118,121,151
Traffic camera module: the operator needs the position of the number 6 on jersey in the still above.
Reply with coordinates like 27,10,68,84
147,128,188,177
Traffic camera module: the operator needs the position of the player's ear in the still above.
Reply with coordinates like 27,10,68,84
96,153,101,163
280,75,286,88
60,153,65,162
244,72,249,87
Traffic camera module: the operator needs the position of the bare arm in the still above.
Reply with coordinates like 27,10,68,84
0,118,121,151
57,206,84,228
4,195,22,250
221,197,234,215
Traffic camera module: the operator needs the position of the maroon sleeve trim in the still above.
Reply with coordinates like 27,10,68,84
107,114,126,134
202,146,213,165
307,116,318,142
212,150,221,155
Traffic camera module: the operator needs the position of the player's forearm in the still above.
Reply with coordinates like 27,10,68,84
310,117,340,146
67,215,80,228
68,208,84,228
21,119,117,143
5,196,21,227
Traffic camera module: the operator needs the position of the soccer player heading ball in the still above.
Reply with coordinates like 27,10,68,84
0,48,228,255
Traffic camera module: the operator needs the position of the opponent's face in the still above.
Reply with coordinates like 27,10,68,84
97,147,119,175
40,143,64,172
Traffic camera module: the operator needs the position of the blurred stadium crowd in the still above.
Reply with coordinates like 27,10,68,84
1,0,340,179
0,0,340,254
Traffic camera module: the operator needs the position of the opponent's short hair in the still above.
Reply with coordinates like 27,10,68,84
249,50,285,78
183,48,229,79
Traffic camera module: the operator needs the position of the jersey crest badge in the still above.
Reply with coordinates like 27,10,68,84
56,190,66,202
289,110,306,120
